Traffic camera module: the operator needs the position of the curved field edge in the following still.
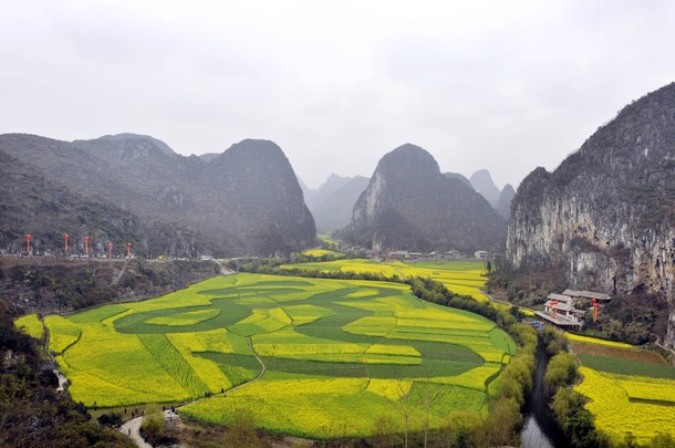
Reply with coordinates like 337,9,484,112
574,366,675,443
43,273,515,438
279,259,490,302
14,313,45,339
572,335,675,444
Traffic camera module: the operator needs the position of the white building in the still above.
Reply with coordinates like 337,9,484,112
474,250,488,259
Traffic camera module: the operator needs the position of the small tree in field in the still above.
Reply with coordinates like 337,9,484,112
421,383,440,447
393,382,412,448
222,408,265,448
141,404,164,441
371,415,400,448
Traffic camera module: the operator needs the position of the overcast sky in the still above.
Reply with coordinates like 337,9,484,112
1,1,674,189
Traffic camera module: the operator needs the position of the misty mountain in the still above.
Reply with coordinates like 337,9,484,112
198,153,219,163
444,172,473,188
311,176,369,233
303,173,353,209
0,134,315,256
496,184,515,220
470,169,501,206
341,144,506,252
296,176,312,199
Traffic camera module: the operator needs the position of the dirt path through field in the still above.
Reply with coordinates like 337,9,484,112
219,337,266,395
119,416,151,448
172,335,267,416
119,409,180,448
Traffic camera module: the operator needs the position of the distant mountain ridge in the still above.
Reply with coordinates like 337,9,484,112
303,173,353,209
470,169,501,206
0,133,315,256
496,184,515,219
311,176,369,233
340,144,506,252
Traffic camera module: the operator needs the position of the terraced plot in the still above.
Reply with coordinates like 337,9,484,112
14,313,44,339
299,248,344,259
44,273,515,438
571,337,675,443
280,259,490,301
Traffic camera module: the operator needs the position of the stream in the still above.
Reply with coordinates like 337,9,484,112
520,337,568,448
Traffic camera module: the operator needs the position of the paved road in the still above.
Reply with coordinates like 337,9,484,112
119,410,179,448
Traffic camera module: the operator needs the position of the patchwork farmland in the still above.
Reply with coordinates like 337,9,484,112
280,259,490,302
43,273,515,438
571,336,675,443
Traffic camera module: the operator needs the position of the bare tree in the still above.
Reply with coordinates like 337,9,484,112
371,415,400,448
421,383,441,448
395,382,412,448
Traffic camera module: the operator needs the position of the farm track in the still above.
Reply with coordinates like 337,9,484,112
175,336,267,411
226,337,266,394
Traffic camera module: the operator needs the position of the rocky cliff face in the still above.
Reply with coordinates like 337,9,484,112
507,83,675,348
0,134,315,256
343,144,506,252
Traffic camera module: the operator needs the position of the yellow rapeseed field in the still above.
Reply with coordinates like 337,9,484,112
281,259,490,301
14,313,44,339
575,367,675,443
41,273,515,438
566,333,633,349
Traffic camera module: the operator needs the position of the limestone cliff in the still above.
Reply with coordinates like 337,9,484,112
507,83,675,348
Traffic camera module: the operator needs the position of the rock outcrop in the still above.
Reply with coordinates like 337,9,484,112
506,83,675,348
342,144,506,252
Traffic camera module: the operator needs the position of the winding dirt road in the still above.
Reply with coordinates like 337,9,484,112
119,337,265,448
119,409,179,448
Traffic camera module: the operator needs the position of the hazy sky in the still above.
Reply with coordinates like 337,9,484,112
2,1,674,189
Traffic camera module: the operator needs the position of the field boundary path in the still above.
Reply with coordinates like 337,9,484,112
209,337,266,394
174,336,267,414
